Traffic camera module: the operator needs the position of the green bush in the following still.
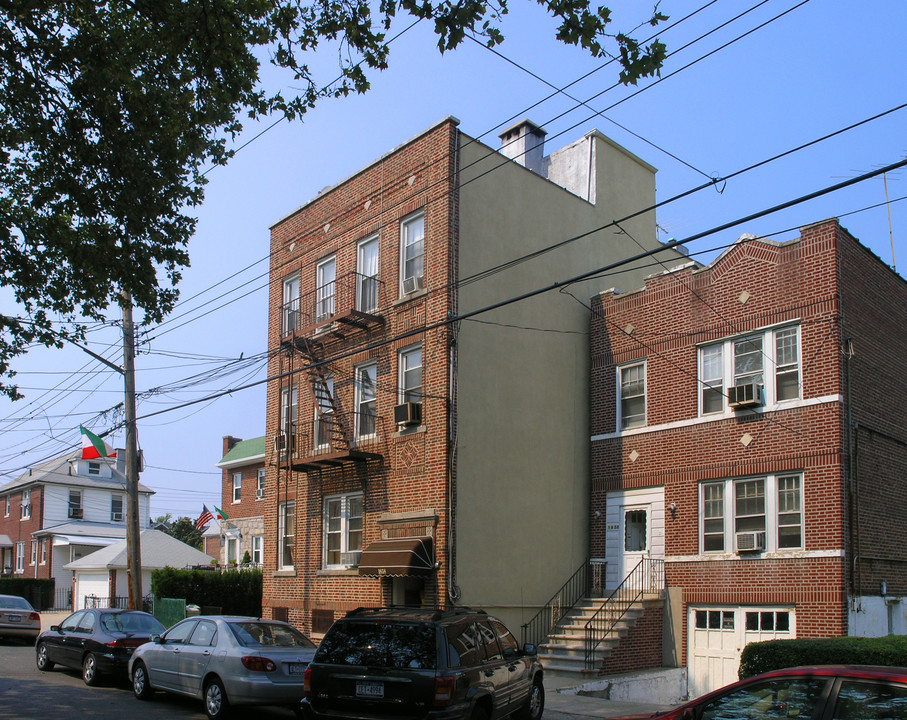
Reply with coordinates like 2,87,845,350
150,567,262,617
739,635,907,679
0,578,54,610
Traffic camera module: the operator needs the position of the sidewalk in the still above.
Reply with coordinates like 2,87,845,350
543,671,674,720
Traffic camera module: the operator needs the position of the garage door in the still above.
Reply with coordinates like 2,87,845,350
74,572,109,609
688,606,794,698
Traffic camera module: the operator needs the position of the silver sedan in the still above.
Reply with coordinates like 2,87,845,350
128,615,316,719
0,594,41,643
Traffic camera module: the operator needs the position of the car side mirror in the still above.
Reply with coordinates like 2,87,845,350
522,643,537,656
50,625,61,632
150,634,163,644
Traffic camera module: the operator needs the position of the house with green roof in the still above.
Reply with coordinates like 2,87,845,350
214,436,266,567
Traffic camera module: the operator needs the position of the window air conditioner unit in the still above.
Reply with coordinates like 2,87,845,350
111,512,123,521
394,402,422,427
256,489,264,500
274,432,288,452
728,382,763,409
340,551,362,567
735,531,766,553
402,274,424,295
68,508,83,519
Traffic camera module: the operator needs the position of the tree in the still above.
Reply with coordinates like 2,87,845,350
0,0,666,399
157,515,205,550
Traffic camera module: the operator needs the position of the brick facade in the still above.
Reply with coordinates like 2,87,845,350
590,219,907,678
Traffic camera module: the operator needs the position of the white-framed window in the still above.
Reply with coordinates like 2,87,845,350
87,461,101,475
68,490,83,519
30,540,37,565
400,212,425,295
111,494,124,522
399,344,423,405
233,472,242,503
324,492,363,568
278,501,295,570
256,468,265,500
282,274,300,334
357,234,380,312
4,495,9,517
40,539,47,564
316,256,336,322
314,375,334,449
15,542,24,573
21,489,31,519
280,385,298,452
355,362,377,439
699,325,801,414
699,474,803,553
617,361,646,430
225,536,239,564
252,535,263,565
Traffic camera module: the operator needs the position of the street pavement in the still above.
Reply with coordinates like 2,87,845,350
38,611,674,720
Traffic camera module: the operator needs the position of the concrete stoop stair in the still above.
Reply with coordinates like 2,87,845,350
538,595,661,675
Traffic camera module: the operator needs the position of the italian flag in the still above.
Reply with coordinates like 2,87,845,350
214,506,229,521
80,425,117,460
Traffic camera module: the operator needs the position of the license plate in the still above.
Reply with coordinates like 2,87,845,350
7,615,20,623
288,663,306,675
356,681,384,698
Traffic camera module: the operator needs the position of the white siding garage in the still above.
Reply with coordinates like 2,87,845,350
73,571,109,610
688,606,795,698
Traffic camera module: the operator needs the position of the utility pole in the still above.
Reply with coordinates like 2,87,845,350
123,296,143,610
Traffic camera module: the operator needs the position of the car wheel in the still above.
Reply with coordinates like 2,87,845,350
82,653,100,686
471,704,490,720
204,677,231,719
132,661,155,700
36,642,55,671
517,678,545,720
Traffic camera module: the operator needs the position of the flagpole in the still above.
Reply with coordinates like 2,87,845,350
123,296,143,610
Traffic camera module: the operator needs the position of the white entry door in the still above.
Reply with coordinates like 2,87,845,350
605,488,664,589
688,606,795,698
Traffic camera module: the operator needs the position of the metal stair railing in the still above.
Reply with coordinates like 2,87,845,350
583,556,664,670
521,559,606,648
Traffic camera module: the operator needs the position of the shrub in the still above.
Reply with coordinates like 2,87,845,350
739,635,907,679
151,567,262,617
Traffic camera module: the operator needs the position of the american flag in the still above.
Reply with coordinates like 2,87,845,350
196,504,214,530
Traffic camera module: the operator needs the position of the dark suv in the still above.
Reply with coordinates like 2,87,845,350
301,606,544,720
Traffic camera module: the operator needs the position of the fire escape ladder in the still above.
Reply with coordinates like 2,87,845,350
300,344,352,453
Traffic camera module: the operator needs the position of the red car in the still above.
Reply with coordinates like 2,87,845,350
608,665,907,720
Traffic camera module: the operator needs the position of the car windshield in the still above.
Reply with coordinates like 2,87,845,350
315,622,437,669
0,596,32,611
229,621,315,649
101,612,165,634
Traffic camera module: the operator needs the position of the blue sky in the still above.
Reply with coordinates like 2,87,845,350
1,0,904,520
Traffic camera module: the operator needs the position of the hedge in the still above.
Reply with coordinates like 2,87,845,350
0,578,54,610
150,567,262,617
739,635,907,679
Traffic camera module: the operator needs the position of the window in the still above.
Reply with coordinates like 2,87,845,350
278,501,295,570
15,542,24,573
252,535,263,565
40,539,47,564
618,362,646,429
30,540,37,565
68,490,83,519
699,325,800,414
324,492,363,568
316,256,336,322
400,212,425,294
280,385,298,452
700,474,804,553
226,536,239,564
21,489,30,519
88,461,101,475
233,472,242,503
832,680,907,720
282,274,300,334
357,235,380,312
700,678,825,720
399,345,423,405
4,496,8,517
257,468,265,499
111,494,124,521
355,362,377,438
314,375,334,449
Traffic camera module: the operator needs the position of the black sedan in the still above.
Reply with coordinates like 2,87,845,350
35,607,165,685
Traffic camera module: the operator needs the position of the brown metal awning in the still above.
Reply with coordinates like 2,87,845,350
358,537,435,577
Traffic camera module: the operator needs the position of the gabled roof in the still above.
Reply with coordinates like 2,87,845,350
217,436,265,468
0,449,154,495
64,529,214,571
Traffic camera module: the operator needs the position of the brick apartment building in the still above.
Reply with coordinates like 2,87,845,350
0,450,153,607
590,219,907,695
213,435,266,566
261,116,683,636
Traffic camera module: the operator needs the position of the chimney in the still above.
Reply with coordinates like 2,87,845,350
498,120,546,175
223,436,241,455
